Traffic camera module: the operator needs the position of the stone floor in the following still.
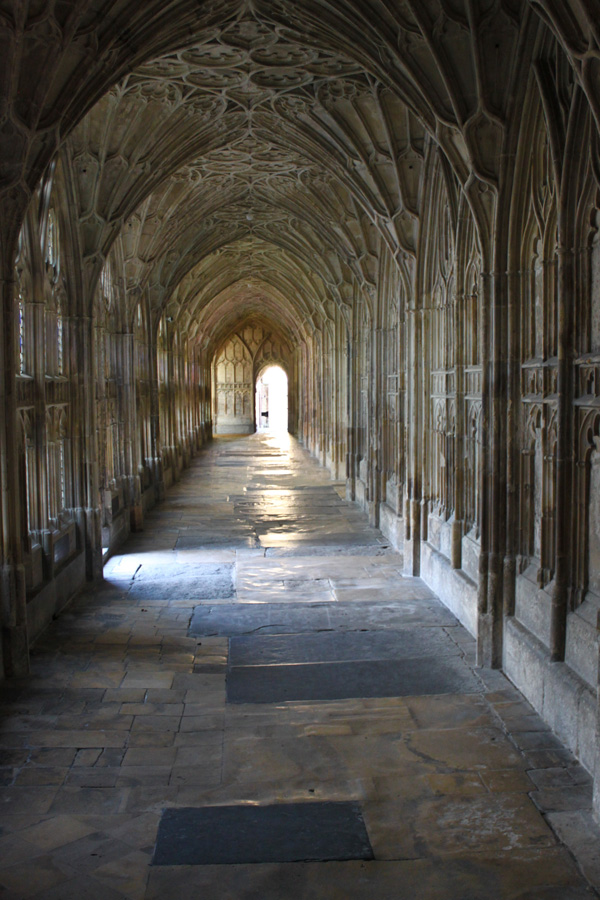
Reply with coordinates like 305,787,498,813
1,432,599,899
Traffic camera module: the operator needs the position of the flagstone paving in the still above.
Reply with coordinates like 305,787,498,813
0,432,599,898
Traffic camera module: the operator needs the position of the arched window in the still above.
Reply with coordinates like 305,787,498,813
46,407,68,523
46,209,59,274
135,301,152,471
15,232,31,377
44,209,67,376
56,283,65,375
18,289,26,375
101,261,113,308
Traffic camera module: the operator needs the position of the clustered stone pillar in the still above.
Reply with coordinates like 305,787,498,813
1,250,29,677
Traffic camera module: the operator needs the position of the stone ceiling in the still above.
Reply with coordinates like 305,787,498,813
69,5,433,345
3,0,598,352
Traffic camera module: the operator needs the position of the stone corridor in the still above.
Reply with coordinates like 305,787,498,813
0,434,598,899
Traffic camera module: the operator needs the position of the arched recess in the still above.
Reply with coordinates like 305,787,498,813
255,364,289,434
413,144,459,550
500,23,600,781
9,158,87,635
506,27,600,627
509,86,560,595
212,319,293,435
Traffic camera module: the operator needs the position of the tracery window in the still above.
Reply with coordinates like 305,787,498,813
516,110,559,584
46,407,68,524
101,262,113,304
462,219,483,536
46,209,59,271
44,209,67,376
56,285,64,375
18,409,36,533
426,164,456,524
95,267,118,491
158,316,170,454
15,232,31,377
158,317,168,385
17,288,26,375
14,227,37,537
135,301,152,469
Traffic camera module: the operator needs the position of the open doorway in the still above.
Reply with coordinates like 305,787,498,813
256,365,288,433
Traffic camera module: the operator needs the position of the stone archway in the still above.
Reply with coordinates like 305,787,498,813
256,365,289,433
212,318,292,435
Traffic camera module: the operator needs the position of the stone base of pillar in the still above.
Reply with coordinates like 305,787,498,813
476,609,503,668
476,613,494,667
1,562,29,677
366,500,378,527
2,624,29,678
594,717,600,824
130,505,144,532
403,500,421,576
83,508,103,582
451,519,462,569
478,554,503,668
403,537,420,576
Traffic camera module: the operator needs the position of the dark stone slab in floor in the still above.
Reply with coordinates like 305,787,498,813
130,564,235,600
259,533,383,548
152,801,373,865
134,562,234,581
244,485,337,493
175,535,259,551
264,544,390,557
128,575,235,601
229,629,460,667
226,655,481,704
190,603,331,636
189,601,457,637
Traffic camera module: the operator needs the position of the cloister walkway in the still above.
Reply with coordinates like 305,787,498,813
0,433,597,899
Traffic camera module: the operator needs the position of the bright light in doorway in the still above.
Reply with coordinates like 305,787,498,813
256,365,288,433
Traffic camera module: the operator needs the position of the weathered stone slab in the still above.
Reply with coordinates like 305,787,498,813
226,656,481,704
189,600,457,637
229,629,461,667
152,801,373,865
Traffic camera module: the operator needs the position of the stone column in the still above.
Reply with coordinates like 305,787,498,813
149,332,164,500
403,295,422,577
345,331,356,502
0,263,29,676
32,289,51,577
118,330,143,531
503,265,521,619
72,313,102,582
550,244,575,661
476,266,501,668
370,325,384,527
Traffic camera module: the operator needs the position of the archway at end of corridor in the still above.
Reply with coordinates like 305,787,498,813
256,365,288,434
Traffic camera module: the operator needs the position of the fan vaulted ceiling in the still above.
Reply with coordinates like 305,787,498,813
18,0,535,349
